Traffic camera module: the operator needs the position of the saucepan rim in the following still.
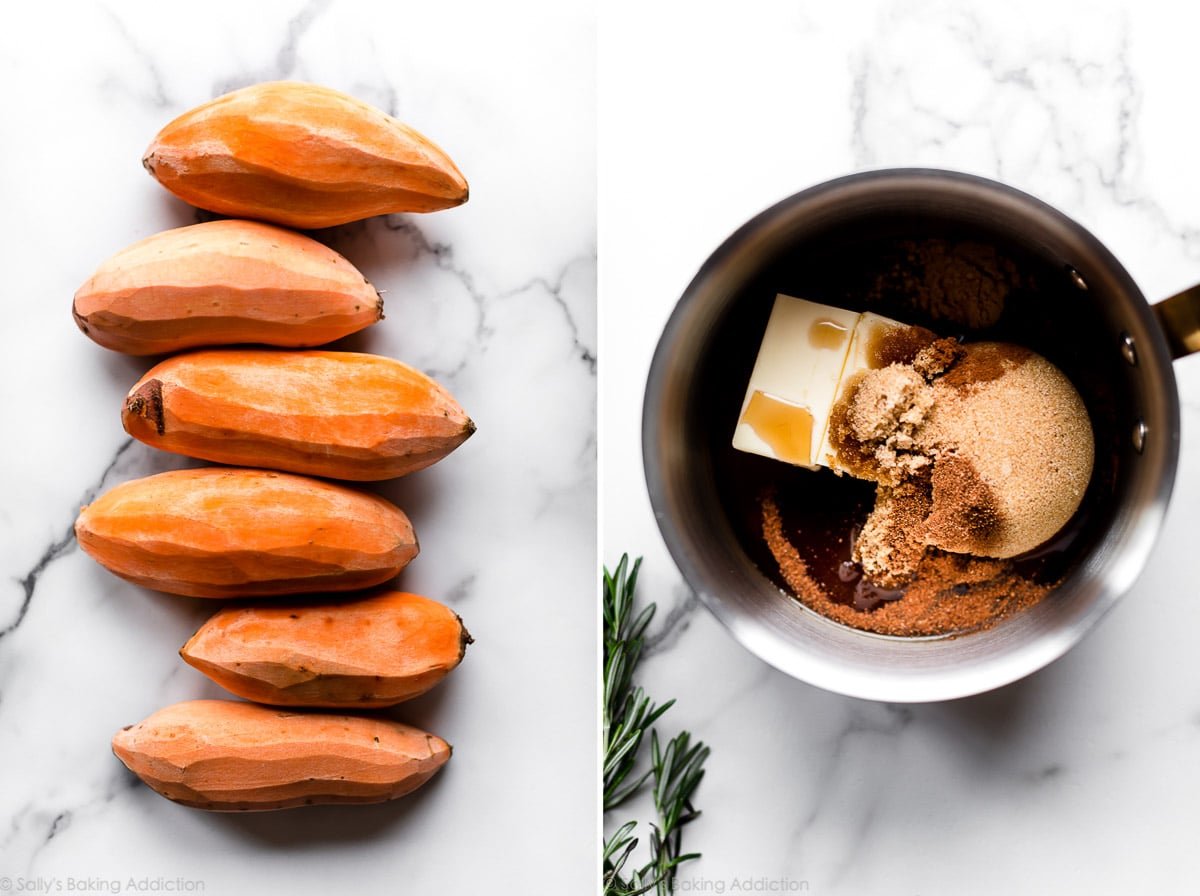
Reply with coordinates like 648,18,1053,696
642,167,1180,702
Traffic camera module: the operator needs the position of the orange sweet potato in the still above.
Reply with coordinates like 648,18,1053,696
75,468,417,598
181,591,470,707
122,350,474,481
113,699,450,810
143,81,468,228
72,219,382,355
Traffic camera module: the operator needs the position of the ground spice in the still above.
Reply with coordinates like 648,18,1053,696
867,239,1021,329
761,493,1053,637
924,454,1003,555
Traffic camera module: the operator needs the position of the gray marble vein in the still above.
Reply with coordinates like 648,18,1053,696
500,260,599,374
101,5,171,108
642,582,700,657
369,216,598,382
380,216,494,376
17,773,144,877
1,439,134,643
212,0,333,95
604,3,1200,893
2,2,595,891
442,572,477,605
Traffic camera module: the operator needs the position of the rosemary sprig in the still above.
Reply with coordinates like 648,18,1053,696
603,555,710,896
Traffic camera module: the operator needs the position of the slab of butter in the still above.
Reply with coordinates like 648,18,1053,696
811,310,909,469
732,294,906,470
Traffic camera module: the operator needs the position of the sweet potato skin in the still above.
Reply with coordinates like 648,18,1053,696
72,220,382,355
142,81,469,228
122,350,474,481
181,591,470,707
75,468,417,598
112,700,450,811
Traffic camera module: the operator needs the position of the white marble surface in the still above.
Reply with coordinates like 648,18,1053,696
602,1,1200,893
0,1,594,894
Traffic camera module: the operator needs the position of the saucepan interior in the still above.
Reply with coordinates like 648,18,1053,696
642,169,1178,702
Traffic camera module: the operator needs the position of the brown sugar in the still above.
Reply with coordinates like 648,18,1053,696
924,347,1094,558
911,337,963,379
763,337,1092,637
826,364,935,486
761,492,1053,638
829,342,1093,564
869,323,940,367
852,478,931,588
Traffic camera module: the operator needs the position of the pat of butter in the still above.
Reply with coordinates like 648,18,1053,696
812,312,908,468
738,390,815,466
731,294,857,469
732,295,907,470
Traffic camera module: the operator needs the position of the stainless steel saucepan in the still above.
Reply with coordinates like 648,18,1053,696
643,168,1198,702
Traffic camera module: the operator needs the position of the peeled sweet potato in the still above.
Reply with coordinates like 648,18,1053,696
72,219,382,355
143,81,469,228
122,350,474,481
75,468,417,598
181,591,470,707
112,700,450,811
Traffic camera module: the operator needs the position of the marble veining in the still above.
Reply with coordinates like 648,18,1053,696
2,440,134,643
0,1,594,894
641,583,700,657
603,1,1200,893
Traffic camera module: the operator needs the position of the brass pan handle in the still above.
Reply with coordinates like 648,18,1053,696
1154,284,1200,359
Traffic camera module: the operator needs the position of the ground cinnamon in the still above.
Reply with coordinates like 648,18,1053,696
868,239,1021,329
761,493,1053,637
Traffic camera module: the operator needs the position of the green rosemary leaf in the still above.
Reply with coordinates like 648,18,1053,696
603,555,709,896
